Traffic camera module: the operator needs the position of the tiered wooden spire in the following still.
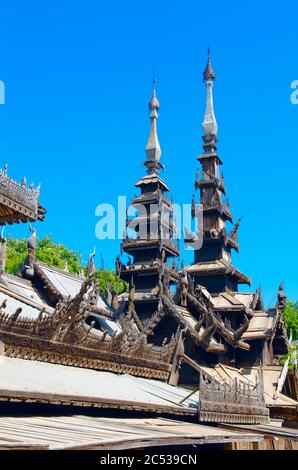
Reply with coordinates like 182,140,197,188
189,51,251,293
120,84,179,322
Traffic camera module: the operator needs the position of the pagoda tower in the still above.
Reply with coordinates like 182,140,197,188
188,51,251,293
119,83,180,322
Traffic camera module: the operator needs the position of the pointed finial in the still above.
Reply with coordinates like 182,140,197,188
87,247,96,277
149,76,160,110
202,49,218,136
29,223,36,238
203,47,216,82
145,78,162,173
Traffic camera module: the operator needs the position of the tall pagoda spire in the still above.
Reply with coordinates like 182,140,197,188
119,81,179,323
202,48,218,137
144,79,163,175
186,51,251,293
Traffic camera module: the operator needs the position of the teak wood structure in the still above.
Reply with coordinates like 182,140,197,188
0,53,296,447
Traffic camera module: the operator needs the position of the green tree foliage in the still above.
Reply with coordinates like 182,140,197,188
279,342,298,371
6,236,27,275
36,235,82,273
278,301,298,369
5,235,128,296
93,269,128,296
282,300,298,340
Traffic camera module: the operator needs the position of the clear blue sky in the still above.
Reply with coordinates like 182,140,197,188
0,0,297,307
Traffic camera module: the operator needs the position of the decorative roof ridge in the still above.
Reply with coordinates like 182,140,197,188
0,165,45,223
0,166,41,199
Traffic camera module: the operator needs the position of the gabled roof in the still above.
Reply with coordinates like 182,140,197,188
34,261,112,316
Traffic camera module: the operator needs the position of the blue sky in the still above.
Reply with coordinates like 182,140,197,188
0,0,297,306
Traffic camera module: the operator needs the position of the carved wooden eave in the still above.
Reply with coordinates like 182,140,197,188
197,172,226,195
0,275,179,381
120,262,179,286
134,174,169,192
226,218,241,253
186,292,250,351
121,238,179,258
198,150,222,166
186,260,252,286
160,294,226,353
252,286,264,311
0,168,45,225
226,235,239,253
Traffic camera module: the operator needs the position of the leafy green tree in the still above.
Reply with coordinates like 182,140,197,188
36,235,82,273
279,342,298,371
282,300,298,340
93,269,128,296
6,236,27,275
278,301,298,369
5,235,128,296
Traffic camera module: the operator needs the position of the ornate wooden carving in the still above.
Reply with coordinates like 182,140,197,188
0,274,178,380
199,370,269,424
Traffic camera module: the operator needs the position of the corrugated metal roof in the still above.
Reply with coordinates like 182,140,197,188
240,366,297,407
210,292,254,310
0,291,41,320
36,263,85,298
220,423,298,441
0,415,262,450
242,311,274,339
36,262,112,314
1,273,50,306
0,357,198,414
234,293,254,308
0,283,53,319
91,314,122,335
